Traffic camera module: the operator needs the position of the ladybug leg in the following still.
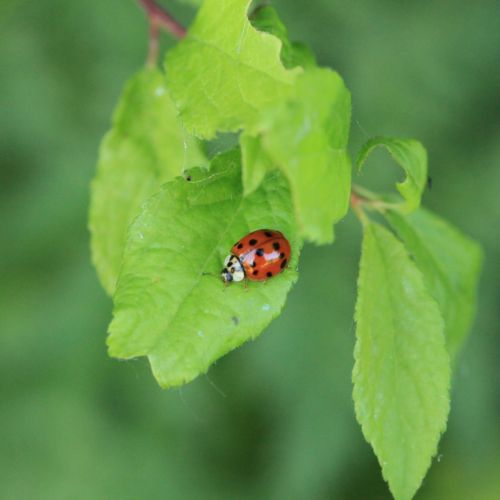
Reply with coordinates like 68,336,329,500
244,278,249,291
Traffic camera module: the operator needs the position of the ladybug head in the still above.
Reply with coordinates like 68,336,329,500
221,254,245,283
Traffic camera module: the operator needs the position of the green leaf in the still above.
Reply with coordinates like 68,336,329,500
250,5,316,69
176,0,202,6
241,67,351,244
385,208,483,359
89,68,205,295
240,133,274,196
108,149,301,388
357,137,427,213
165,0,299,139
353,222,450,500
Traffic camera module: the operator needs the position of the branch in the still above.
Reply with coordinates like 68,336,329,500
139,0,186,39
139,0,187,65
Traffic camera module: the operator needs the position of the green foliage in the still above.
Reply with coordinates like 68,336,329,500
241,68,351,243
176,0,202,6
353,221,450,500
89,68,205,294
386,208,483,359
357,137,427,212
108,150,301,388
3,0,498,497
250,5,316,69
87,1,483,498
165,0,299,139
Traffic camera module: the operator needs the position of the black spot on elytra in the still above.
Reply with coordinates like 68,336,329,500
249,239,258,245
280,258,287,269
253,270,259,276
237,243,243,249
273,241,280,250
266,271,273,278
256,249,265,257
264,231,273,237
250,261,256,268
280,252,285,259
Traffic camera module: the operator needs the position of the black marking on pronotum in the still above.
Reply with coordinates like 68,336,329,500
264,231,273,237
267,271,273,277
273,241,280,250
249,239,258,245
256,249,265,256
280,258,287,269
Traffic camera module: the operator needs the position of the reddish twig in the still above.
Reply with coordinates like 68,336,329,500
139,0,187,39
138,0,187,65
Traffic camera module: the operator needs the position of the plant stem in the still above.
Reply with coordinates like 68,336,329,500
350,192,370,226
139,0,186,39
138,0,186,65
146,15,160,66
352,184,401,213
351,184,379,201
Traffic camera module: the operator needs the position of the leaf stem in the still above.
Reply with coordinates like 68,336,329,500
138,0,187,65
146,15,160,67
350,192,370,226
352,184,401,213
352,184,379,201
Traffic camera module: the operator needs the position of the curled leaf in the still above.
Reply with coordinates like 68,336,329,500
357,137,427,213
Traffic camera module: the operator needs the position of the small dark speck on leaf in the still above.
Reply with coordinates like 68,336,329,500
185,174,192,181
231,316,239,325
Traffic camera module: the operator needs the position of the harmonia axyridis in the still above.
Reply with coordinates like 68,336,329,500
221,229,291,284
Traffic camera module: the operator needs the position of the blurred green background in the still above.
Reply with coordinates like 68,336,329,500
1,0,499,498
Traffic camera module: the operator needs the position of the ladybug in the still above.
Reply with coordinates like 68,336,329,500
221,229,291,284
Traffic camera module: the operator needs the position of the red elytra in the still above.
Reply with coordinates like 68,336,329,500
221,229,291,284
